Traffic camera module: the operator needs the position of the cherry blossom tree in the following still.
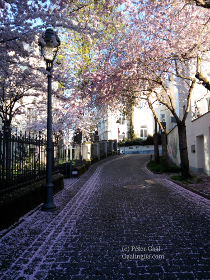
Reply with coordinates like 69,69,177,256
0,0,124,136
81,0,210,177
56,1,124,141
0,0,126,179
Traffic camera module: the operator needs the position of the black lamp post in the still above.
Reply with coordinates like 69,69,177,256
122,132,125,154
39,28,60,211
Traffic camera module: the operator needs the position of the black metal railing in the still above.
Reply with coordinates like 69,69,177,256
0,128,58,194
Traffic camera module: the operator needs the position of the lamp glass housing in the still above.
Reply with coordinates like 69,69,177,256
39,28,60,63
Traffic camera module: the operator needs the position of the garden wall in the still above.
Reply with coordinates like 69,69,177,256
167,126,180,167
0,173,64,230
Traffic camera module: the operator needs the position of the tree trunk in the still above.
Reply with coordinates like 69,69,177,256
177,122,191,178
161,131,167,167
154,118,159,164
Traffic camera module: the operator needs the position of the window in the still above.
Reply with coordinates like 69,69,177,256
118,113,125,125
160,113,166,122
139,102,146,109
171,116,176,123
140,125,148,139
207,98,210,112
194,100,200,118
27,108,36,123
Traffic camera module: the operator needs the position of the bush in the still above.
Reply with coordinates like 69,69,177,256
142,135,154,145
120,134,162,146
119,138,143,146
171,175,188,181
147,157,181,173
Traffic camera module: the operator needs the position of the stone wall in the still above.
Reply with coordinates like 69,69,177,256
0,173,64,230
167,126,180,167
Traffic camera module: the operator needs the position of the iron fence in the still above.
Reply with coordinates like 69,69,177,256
0,128,58,194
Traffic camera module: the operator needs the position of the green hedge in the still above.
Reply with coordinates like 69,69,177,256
120,134,161,146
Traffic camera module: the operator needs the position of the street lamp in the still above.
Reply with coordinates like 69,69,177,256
39,28,60,211
122,132,125,154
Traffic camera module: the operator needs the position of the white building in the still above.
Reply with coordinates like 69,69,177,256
97,110,126,141
133,102,154,139
167,56,210,175
186,83,210,175
97,100,175,142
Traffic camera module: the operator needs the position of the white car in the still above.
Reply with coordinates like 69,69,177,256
118,149,124,155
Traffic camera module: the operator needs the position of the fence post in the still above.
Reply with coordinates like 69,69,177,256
84,142,91,161
52,141,55,173
108,140,113,155
70,144,72,178
38,131,41,177
102,140,107,157
5,123,11,185
0,130,4,190
94,141,100,161
2,127,5,190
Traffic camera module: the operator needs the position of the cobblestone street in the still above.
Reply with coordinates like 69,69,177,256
1,154,210,279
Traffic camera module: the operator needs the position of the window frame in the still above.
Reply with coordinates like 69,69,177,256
140,125,148,139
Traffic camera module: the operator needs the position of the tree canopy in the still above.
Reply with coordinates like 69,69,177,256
0,0,124,134
79,0,210,177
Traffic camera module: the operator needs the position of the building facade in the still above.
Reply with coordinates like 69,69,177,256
97,101,175,143
167,57,210,175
